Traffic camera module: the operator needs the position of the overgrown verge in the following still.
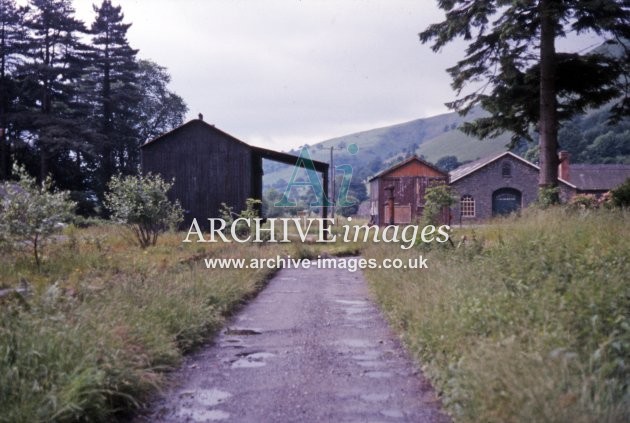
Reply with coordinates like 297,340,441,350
0,227,287,422
0,222,362,422
363,209,629,422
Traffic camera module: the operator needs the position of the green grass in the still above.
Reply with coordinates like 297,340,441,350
363,209,630,422
262,108,491,187
4,210,628,422
0,225,357,422
416,129,511,163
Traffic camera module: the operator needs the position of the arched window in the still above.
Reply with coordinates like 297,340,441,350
502,162,512,178
461,195,475,217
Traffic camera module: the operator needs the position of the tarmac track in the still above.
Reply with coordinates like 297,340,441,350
133,259,449,423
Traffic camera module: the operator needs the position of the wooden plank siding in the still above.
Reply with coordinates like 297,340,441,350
369,156,448,225
385,160,445,178
141,119,329,228
142,120,255,228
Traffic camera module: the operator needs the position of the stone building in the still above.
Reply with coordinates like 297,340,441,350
450,152,546,224
449,151,630,224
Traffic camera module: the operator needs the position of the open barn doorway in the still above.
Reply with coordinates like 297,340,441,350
254,147,329,220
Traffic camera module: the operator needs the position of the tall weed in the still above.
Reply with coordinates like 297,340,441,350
364,209,630,422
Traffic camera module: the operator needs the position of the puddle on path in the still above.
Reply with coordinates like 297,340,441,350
335,299,368,306
174,389,232,422
175,408,230,422
225,328,262,336
230,352,276,369
203,410,231,421
364,371,394,379
219,338,246,349
338,338,375,348
197,389,231,407
178,388,231,407
345,315,369,324
356,360,381,368
360,393,390,403
381,409,405,418
343,307,370,315
352,350,380,361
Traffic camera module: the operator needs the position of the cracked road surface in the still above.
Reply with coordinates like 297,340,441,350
133,260,449,423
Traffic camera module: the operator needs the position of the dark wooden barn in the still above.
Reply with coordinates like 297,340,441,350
369,156,448,225
141,117,329,228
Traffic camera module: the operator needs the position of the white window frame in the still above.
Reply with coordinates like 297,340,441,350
461,195,475,217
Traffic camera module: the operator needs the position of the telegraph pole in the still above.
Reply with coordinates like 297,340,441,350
330,146,335,219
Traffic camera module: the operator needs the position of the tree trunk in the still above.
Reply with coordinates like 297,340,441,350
0,118,7,181
538,0,559,189
101,39,114,197
0,21,8,180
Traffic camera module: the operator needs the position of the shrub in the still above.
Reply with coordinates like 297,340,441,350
536,185,560,208
105,173,183,248
0,164,75,267
220,198,263,238
567,193,598,210
610,177,630,208
422,184,456,226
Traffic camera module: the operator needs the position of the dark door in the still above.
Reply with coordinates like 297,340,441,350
492,188,522,216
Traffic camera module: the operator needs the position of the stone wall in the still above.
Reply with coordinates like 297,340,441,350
450,156,540,224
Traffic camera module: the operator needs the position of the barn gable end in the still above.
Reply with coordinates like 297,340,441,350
141,118,330,229
369,156,448,225
141,119,254,228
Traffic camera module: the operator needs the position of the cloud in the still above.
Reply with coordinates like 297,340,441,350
65,0,460,149
68,0,605,151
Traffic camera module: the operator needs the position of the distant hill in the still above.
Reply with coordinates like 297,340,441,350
263,101,629,192
263,107,517,188
263,39,630,191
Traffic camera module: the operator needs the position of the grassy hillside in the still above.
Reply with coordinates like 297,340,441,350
263,104,629,192
416,129,513,163
263,107,509,188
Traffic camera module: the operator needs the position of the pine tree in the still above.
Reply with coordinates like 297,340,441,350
0,0,27,180
420,1,630,194
84,0,139,194
21,0,86,183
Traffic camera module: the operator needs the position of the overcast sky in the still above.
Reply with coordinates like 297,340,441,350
67,0,605,151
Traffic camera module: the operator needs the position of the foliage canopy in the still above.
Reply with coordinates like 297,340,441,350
105,173,183,248
0,164,75,266
420,0,630,190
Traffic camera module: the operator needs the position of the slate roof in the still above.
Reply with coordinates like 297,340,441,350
569,164,630,191
448,151,576,187
449,151,630,192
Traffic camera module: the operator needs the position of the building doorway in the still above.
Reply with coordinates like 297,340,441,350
492,188,522,216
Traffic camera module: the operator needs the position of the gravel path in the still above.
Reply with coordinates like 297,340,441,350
133,259,449,423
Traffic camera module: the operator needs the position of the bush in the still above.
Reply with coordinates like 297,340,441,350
105,173,183,248
567,193,598,210
610,177,630,208
0,164,75,267
422,183,455,226
536,185,560,208
220,198,263,239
